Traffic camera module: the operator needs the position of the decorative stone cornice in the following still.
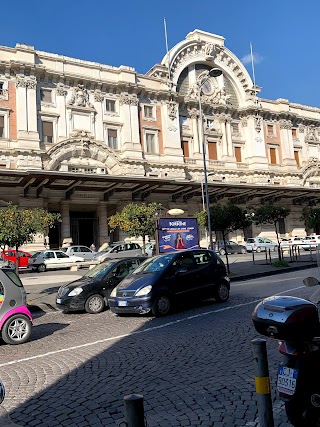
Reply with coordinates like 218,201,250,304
187,107,199,119
16,75,37,89
119,93,138,106
240,117,248,127
279,119,292,130
56,83,67,96
93,91,104,102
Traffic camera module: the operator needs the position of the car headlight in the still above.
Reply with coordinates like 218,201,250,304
135,285,152,297
68,287,83,296
110,287,117,297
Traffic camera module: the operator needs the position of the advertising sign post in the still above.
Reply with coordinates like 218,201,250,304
157,218,199,253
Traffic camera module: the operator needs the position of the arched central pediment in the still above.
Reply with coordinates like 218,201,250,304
302,159,320,185
43,136,122,174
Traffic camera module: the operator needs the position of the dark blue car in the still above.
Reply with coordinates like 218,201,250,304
108,249,230,317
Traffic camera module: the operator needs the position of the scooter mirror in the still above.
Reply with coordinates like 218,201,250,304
303,276,320,287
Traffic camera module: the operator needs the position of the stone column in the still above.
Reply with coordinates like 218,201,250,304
188,108,200,154
219,116,228,158
119,93,143,160
279,119,296,169
56,83,68,140
225,117,234,158
60,201,71,245
97,202,109,248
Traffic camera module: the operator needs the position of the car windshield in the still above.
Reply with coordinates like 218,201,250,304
60,248,67,252
133,253,176,273
247,239,255,243
100,245,117,253
31,251,41,259
84,260,117,280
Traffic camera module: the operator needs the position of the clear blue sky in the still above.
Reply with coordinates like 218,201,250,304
2,0,319,107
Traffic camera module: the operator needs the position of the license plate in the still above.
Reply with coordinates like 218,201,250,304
117,301,128,307
277,365,298,395
56,298,62,304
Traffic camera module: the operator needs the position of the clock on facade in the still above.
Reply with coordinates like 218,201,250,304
201,79,214,95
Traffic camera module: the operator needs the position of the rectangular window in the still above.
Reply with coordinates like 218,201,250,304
294,150,300,167
232,123,239,133
107,129,118,149
206,119,214,129
267,124,274,136
208,141,217,160
106,99,116,112
42,121,53,143
146,133,156,154
181,141,189,157
269,147,277,164
0,83,3,95
234,146,242,162
0,116,4,138
144,106,154,119
292,128,297,138
41,89,52,103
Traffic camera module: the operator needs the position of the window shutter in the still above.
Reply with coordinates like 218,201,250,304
108,129,117,138
208,141,217,160
294,151,300,167
0,116,4,128
182,141,189,157
270,148,277,164
42,121,53,136
234,146,242,162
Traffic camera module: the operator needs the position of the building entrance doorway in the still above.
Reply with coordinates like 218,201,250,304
70,212,98,247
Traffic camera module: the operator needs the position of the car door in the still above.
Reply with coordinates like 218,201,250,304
43,251,57,269
78,246,93,260
194,250,226,298
17,251,28,268
55,251,72,268
228,241,239,254
163,252,198,300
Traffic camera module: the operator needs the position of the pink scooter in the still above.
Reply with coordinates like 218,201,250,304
0,268,32,344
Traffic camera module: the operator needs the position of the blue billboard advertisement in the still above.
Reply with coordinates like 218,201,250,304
157,218,199,253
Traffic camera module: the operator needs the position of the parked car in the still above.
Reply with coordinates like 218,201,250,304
60,245,97,261
28,250,85,272
1,250,32,268
92,242,142,263
245,237,277,252
145,242,156,257
56,256,147,313
280,237,304,249
109,249,230,317
301,235,320,250
213,240,247,255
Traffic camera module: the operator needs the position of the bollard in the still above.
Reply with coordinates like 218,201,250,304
252,250,255,264
0,380,5,405
252,339,274,427
268,249,271,265
123,394,145,427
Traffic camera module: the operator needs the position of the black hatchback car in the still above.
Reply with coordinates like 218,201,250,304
108,249,230,317
56,257,147,314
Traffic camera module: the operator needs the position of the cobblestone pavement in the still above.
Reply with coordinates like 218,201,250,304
0,282,299,426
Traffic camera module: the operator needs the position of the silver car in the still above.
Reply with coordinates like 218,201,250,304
92,242,142,263
60,245,97,261
245,237,277,252
28,250,84,272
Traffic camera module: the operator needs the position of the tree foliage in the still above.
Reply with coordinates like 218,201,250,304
108,202,161,253
302,207,320,234
0,204,60,273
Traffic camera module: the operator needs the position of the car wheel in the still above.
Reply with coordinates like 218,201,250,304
37,263,46,273
85,294,105,314
2,314,32,345
152,293,172,317
219,248,226,256
214,282,230,302
256,247,262,253
240,248,247,254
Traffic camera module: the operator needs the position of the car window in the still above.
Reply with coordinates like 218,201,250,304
127,259,140,273
56,251,69,258
44,251,55,259
7,251,15,257
229,241,237,245
265,239,272,243
2,270,23,287
69,247,78,253
125,243,132,251
31,251,41,259
172,252,195,271
84,260,116,279
114,261,130,278
247,239,254,243
258,239,264,243
80,246,91,252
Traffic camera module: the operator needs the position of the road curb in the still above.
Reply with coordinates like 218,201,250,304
231,262,317,282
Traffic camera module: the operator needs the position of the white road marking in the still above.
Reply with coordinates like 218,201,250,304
0,284,305,368
232,276,307,286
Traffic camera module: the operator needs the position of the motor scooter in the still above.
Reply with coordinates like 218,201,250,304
0,267,32,344
252,276,320,427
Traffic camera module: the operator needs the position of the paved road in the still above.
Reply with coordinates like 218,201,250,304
0,266,317,426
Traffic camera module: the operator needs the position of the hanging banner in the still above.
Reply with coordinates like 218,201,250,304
157,218,199,253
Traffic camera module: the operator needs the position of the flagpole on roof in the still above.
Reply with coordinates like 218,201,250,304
250,41,257,100
163,17,172,92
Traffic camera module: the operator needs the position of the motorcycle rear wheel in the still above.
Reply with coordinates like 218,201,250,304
285,395,320,427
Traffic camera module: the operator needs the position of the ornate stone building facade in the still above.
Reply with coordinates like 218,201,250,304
0,29,319,248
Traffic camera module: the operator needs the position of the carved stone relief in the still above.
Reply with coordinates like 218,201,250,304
305,125,318,142
119,93,139,106
16,75,37,89
279,119,292,130
167,101,177,120
56,83,67,96
68,84,93,108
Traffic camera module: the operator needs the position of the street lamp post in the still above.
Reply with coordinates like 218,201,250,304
197,68,222,250
200,173,214,248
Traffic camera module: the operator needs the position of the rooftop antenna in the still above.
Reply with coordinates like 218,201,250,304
163,17,172,93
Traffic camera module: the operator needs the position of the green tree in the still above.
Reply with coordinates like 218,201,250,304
196,204,251,273
108,202,161,254
302,207,320,234
253,205,290,260
0,204,60,274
